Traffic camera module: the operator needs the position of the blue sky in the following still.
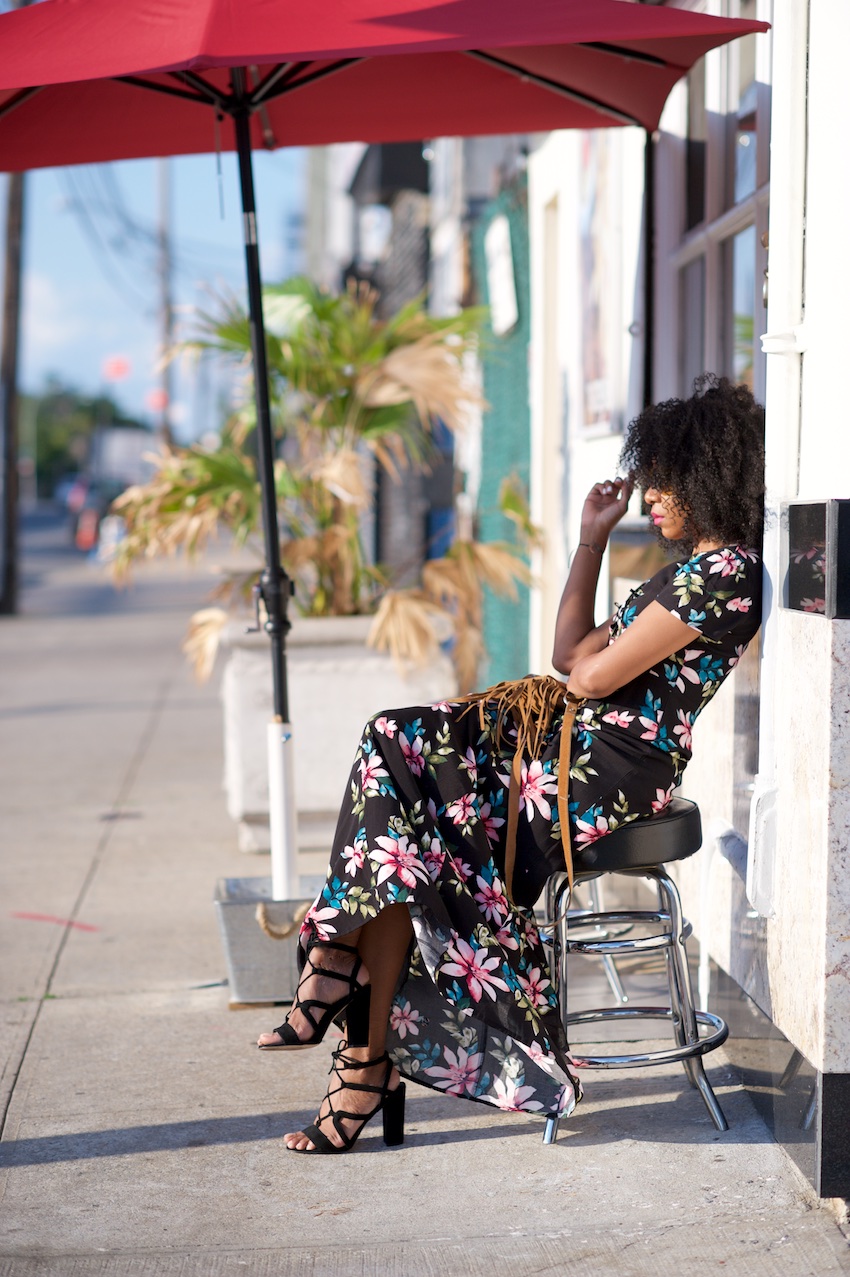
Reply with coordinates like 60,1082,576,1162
10,147,306,442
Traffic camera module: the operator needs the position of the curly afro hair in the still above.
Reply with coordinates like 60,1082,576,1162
619,374,765,555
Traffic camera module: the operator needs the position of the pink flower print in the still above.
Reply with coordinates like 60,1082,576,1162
518,965,552,1009
359,751,389,794
424,1044,484,1096
427,797,438,823
707,548,741,577
389,999,421,1040
801,597,826,614
523,916,541,947
474,873,509,923
672,709,693,751
522,1041,557,1073
430,700,452,713
651,785,675,814
302,901,339,941
423,836,446,881
370,834,430,889
638,715,660,742
459,746,479,785
373,715,398,738
602,709,635,729
450,855,473,883
726,596,751,613
678,649,705,686
442,937,510,1003
340,838,367,872
446,793,477,827
479,801,505,847
574,812,611,847
399,732,425,776
492,1076,544,1112
516,759,558,821
494,922,520,951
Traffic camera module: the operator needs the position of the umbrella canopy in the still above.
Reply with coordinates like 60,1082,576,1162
0,0,766,897
0,0,767,169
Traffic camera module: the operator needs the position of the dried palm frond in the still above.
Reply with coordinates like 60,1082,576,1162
308,448,370,508
362,332,484,436
367,590,443,671
451,625,485,695
466,540,532,595
498,473,545,549
182,607,229,683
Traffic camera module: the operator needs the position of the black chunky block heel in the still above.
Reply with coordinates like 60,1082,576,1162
288,1048,406,1155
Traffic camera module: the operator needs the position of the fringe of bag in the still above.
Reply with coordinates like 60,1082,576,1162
456,674,582,904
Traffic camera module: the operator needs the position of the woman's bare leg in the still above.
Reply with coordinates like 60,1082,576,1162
257,930,364,1047
283,904,413,1151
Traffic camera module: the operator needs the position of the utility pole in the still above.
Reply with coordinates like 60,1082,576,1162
0,0,31,616
0,169,25,615
156,157,174,447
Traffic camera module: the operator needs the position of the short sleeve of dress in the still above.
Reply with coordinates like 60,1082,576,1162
653,546,761,640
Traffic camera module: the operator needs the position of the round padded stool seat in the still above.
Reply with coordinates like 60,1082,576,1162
573,796,702,878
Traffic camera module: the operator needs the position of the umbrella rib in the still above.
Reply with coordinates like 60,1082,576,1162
171,70,229,109
0,85,43,122
257,58,362,105
117,75,211,106
465,50,642,128
248,62,302,107
578,41,670,70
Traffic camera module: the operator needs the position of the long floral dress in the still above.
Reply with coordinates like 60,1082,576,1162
300,545,763,1119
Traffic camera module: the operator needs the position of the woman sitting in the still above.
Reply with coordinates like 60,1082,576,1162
258,375,765,1155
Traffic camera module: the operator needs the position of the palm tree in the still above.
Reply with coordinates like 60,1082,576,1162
113,277,534,691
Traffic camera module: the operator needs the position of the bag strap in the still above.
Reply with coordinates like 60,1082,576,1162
556,693,583,894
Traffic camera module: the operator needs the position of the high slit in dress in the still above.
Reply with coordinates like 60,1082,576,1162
299,545,762,1119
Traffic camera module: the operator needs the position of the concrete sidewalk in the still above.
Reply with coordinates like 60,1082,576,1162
1,511,849,1276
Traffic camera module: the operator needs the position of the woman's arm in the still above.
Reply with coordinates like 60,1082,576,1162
552,476,633,674
566,600,696,699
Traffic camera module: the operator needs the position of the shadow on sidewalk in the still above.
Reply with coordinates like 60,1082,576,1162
0,1086,773,1166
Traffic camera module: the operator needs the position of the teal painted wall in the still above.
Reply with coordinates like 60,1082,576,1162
471,177,532,684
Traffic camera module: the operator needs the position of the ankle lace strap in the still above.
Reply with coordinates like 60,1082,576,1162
330,1047,389,1073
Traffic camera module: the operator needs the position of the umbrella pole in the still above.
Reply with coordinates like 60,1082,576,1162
233,103,299,902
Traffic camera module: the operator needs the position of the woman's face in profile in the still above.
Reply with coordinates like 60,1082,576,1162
644,485,689,544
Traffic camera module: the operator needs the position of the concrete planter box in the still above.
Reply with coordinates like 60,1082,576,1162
220,614,456,865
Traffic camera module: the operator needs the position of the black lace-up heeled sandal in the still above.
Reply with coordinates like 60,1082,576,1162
257,939,371,1050
288,1047,406,1155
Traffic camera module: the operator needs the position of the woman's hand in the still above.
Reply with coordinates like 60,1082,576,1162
580,476,633,551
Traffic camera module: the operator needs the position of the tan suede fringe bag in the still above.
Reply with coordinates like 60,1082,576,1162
457,675,586,905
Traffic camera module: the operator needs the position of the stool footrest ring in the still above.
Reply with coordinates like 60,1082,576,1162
567,1006,728,1069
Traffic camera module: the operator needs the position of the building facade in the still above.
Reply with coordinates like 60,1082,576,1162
527,0,850,1197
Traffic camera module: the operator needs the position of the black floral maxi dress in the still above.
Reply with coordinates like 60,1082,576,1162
300,545,763,1120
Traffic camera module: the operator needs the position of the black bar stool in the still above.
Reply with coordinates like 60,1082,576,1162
542,797,730,1144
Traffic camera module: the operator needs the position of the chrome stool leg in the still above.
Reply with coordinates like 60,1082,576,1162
654,870,728,1132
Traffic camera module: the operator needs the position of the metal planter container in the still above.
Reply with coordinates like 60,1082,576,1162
214,876,310,1006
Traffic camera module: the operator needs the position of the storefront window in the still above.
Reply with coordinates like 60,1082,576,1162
680,257,705,395
725,224,757,388
730,0,759,205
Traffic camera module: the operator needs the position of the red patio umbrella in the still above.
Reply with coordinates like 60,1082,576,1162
0,0,767,898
